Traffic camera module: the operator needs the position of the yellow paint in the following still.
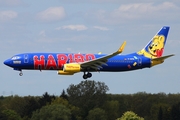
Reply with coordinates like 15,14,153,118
133,62,137,66
98,52,102,54
57,70,75,75
118,41,126,53
137,35,165,58
63,63,81,72
151,60,164,66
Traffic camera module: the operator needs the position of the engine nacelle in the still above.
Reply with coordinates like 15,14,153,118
57,70,75,75
63,63,81,72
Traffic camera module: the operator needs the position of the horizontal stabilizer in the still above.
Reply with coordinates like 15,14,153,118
151,54,174,66
152,54,174,61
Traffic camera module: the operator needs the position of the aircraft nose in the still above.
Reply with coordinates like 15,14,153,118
4,59,11,66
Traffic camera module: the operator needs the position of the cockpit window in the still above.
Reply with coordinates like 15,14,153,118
11,56,20,60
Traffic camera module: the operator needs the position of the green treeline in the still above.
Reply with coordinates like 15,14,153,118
0,80,180,120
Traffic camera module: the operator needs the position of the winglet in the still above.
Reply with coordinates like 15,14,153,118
117,41,126,53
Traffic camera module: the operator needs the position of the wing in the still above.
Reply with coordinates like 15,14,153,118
80,41,126,70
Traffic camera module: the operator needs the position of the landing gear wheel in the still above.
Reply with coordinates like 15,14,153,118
19,72,23,76
87,72,92,78
83,72,92,79
83,74,88,79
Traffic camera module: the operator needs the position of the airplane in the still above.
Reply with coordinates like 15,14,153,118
4,26,174,79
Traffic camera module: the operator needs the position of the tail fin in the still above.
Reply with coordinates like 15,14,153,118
137,26,170,58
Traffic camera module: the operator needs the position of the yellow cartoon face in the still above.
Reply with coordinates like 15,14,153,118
148,35,165,57
137,35,165,58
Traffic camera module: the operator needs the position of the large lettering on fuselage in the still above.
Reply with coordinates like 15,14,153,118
33,54,95,70
33,55,45,70
57,54,68,69
46,55,57,70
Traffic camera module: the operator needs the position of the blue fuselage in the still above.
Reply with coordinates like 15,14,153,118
4,52,151,72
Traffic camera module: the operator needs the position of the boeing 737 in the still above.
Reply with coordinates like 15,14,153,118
4,26,174,79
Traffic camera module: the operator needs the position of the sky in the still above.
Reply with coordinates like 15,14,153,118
0,0,180,96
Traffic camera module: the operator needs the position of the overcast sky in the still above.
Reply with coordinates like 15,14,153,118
0,0,180,96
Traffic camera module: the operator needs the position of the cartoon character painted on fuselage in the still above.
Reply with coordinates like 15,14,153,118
3,26,174,79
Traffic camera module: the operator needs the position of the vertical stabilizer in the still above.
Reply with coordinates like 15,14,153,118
137,26,170,58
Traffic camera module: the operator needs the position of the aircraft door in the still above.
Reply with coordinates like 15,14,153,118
24,54,29,63
138,58,142,66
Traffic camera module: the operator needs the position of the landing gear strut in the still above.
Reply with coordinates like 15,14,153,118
19,71,23,76
83,72,92,79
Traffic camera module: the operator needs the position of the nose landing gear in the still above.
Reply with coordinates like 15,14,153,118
19,71,23,76
83,72,92,79
13,68,23,76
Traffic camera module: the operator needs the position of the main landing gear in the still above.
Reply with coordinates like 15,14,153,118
83,72,92,79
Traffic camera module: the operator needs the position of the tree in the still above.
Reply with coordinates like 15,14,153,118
103,100,119,120
38,92,56,107
150,103,170,120
1,96,40,119
116,111,144,120
60,89,68,101
158,106,163,120
1,109,22,120
51,97,82,120
87,108,107,120
51,97,69,107
67,80,109,118
31,104,71,120
23,96,40,118
5,95,28,117
171,102,180,120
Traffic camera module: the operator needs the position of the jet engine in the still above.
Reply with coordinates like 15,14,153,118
63,63,81,72
57,63,81,75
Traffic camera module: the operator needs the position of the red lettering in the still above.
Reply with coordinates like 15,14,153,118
85,54,95,61
33,54,96,70
46,55,57,70
33,55,45,70
68,54,74,63
74,54,84,63
57,54,68,69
